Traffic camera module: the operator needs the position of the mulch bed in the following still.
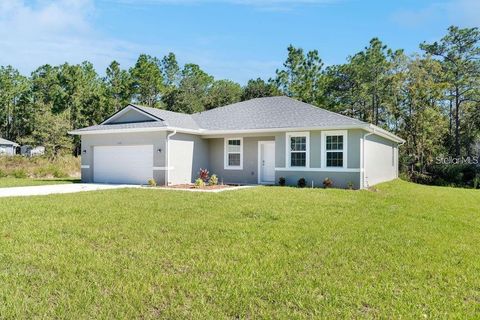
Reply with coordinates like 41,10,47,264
166,184,240,190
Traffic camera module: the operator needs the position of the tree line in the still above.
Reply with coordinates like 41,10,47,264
0,26,479,182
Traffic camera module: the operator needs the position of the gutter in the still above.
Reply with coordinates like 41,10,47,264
165,129,177,186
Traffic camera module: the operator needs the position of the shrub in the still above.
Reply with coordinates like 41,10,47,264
208,174,218,186
147,179,157,187
297,177,306,188
194,178,205,188
198,168,209,182
323,177,333,188
12,169,28,179
0,169,7,178
347,181,354,190
278,177,286,186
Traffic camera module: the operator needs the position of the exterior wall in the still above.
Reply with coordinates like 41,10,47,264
208,136,275,184
81,131,167,185
363,134,398,187
0,145,16,156
108,110,153,124
275,171,361,189
168,132,209,184
273,129,363,188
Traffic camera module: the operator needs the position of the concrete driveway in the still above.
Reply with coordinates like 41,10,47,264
0,183,140,198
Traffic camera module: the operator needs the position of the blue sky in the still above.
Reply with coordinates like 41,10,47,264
0,0,478,84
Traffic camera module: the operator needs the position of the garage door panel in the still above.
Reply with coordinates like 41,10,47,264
93,145,153,184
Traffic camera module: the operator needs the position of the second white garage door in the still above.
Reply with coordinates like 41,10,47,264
93,145,153,184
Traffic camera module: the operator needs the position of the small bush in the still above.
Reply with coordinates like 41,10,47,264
147,179,157,187
194,178,205,188
347,181,354,190
208,174,218,186
297,177,306,188
323,177,333,188
198,168,209,182
278,177,286,186
0,169,7,178
12,169,28,179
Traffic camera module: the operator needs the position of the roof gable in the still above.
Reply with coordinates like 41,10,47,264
102,105,162,125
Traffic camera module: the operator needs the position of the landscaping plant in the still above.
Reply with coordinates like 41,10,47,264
278,177,286,186
297,177,306,188
198,168,209,182
323,177,333,188
208,174,218,186
194,178,205,188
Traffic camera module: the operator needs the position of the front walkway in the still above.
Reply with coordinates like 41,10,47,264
0,184,140,198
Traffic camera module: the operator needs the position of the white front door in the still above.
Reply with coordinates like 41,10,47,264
93,145,153,184
258,141,275,184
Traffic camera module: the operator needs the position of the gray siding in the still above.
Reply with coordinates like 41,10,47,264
209,136,275,184
108,109,153,124
364,134,398,187
276,171,360,189
168,132,209,184
81,132,167,185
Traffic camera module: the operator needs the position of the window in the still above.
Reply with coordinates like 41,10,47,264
287,132,309,167
322,131,347,168
224,138,243,169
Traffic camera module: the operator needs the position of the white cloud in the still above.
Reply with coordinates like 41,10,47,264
391,0,480,28
0,0,143,74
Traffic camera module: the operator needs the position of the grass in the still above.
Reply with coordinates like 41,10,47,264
0,155,80,179
0,178,80,188
0,180,479,318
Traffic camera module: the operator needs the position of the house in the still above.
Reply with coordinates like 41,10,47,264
20,145,46,157
70,96,405,189
0,138,19,156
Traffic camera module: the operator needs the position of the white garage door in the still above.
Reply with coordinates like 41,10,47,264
93,145,153,184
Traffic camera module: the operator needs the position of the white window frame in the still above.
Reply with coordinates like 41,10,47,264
321,130,347,169
286,132,310,168
224,137,243,170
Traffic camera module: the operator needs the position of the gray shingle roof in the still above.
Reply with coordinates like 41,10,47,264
73,121,167,132
72,96,367,133
192,96,365,130
131,105,200,130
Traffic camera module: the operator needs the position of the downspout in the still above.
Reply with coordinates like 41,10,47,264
165,129,177,186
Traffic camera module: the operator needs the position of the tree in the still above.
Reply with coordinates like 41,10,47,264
204,80,242,110
0,66,30,140
241,78,281,100
130,54,164,108
163,64,213,113
398,56,448,174
105,61,132,112
420,26,480,156
161,52,180,89
28,110,72,156
275,45,325,105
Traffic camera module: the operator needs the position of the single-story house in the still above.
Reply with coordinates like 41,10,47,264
0,138,19,156
70,96,405,189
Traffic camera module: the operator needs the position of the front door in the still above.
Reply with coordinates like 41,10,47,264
259,141,275,184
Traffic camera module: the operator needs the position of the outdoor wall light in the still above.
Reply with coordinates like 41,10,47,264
157,148,162,153
83,150,86,154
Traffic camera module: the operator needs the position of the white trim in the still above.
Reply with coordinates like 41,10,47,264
101,105,160,125
153,166,174,170
258,141,276,184
321,130,348,169
81,165,90,169
275,167,361,173
224,137,243,170
286,132,310,168
70,123,405,144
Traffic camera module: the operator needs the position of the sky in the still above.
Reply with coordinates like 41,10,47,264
0,0,479,84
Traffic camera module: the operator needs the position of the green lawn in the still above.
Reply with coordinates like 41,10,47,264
0,180,479,318
0,178,80,188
